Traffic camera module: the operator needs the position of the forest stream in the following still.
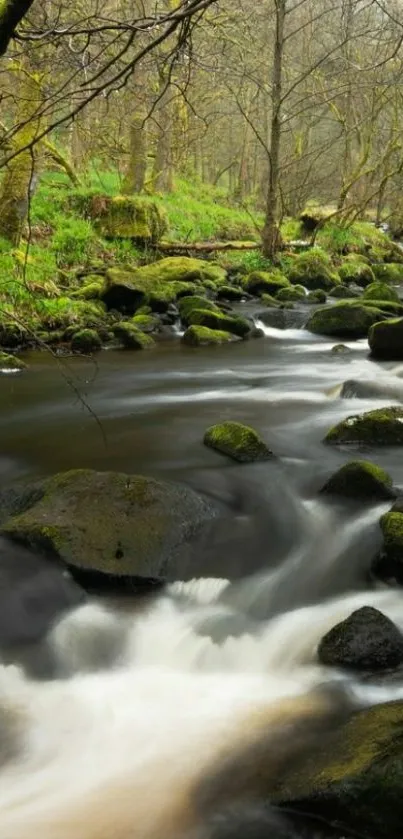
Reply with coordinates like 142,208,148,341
1,318,403,838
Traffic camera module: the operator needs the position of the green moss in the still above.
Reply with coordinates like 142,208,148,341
132,314,159,333
72,280,105,300
364,282,399,302
373,263,403,283
216,285,245,301
203,421,273,463
260,293,281,308
321,460,394,499
113,322,155,349
178,295,218,325
71,328,102,353
182,326,235,347
242,270,289,296
324,407,403,446
381,512,403,550
307,302,386,338
0,351,26,371
276,285,306,302
339,262,375,287
187,308,251,338
306,289,327,304
331,284,361,299
84,194,167,242
287,248,340,290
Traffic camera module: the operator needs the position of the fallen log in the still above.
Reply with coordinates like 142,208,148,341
156,240,261,254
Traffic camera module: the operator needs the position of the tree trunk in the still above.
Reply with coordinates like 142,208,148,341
0,0,35,56
0,62,42,245
262,0,286,258
122,112,148,194
152,73,174,193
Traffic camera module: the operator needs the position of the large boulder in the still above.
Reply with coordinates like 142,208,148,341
80,194,167,242
271,700,403,839
324,407,403,445
318,606,403,670
364,281,399,302
242,270,290,296
338,261,375,287
0,470,218,583
307,302,386,338
369,318,403,360
320,460,395,500
101,258,226,314
203,421,273,463
372,511,403,584
287,249,340,291
276,285,306,302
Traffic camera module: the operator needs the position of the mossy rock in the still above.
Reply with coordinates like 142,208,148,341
88,195,167,242
260,293,282,308
307,302,386,338
187,309,251,338
0,351,26,372
216,285,245,301
372,512,403,585
178,295,218,326
203,421,273,463
72,280,105,300
305,289,327,305
324,407,403,446
320,460,394,500
71,328,102,353
132,314,160,333
338,262,375,287
331,284,361,299
299,202,334,231
0,469,217,581
364,282,399,302
182,326,237,347
372,263,403,283
0,319,29,349
276,285,306,302
288,249,340,290
270,699,403,839
369,318,403,360
113,322,155,349
318,606,403,671
101,258,225,314
242,270,290,296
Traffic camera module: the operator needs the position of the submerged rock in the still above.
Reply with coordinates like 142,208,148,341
320,460,395,500
0,351,26,372
318,606,403,670
369,318,403,360
182,326,237,347
324,407,403,446
203,421,273,463
339,378,403,400
257,307,308,330
0,470,218,582
113,322,155,349
307,302,386,338
71,328,102,353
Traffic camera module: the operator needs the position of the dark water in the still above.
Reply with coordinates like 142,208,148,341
1,320,403,839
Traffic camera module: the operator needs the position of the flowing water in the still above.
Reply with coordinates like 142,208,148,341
1,319,403,838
